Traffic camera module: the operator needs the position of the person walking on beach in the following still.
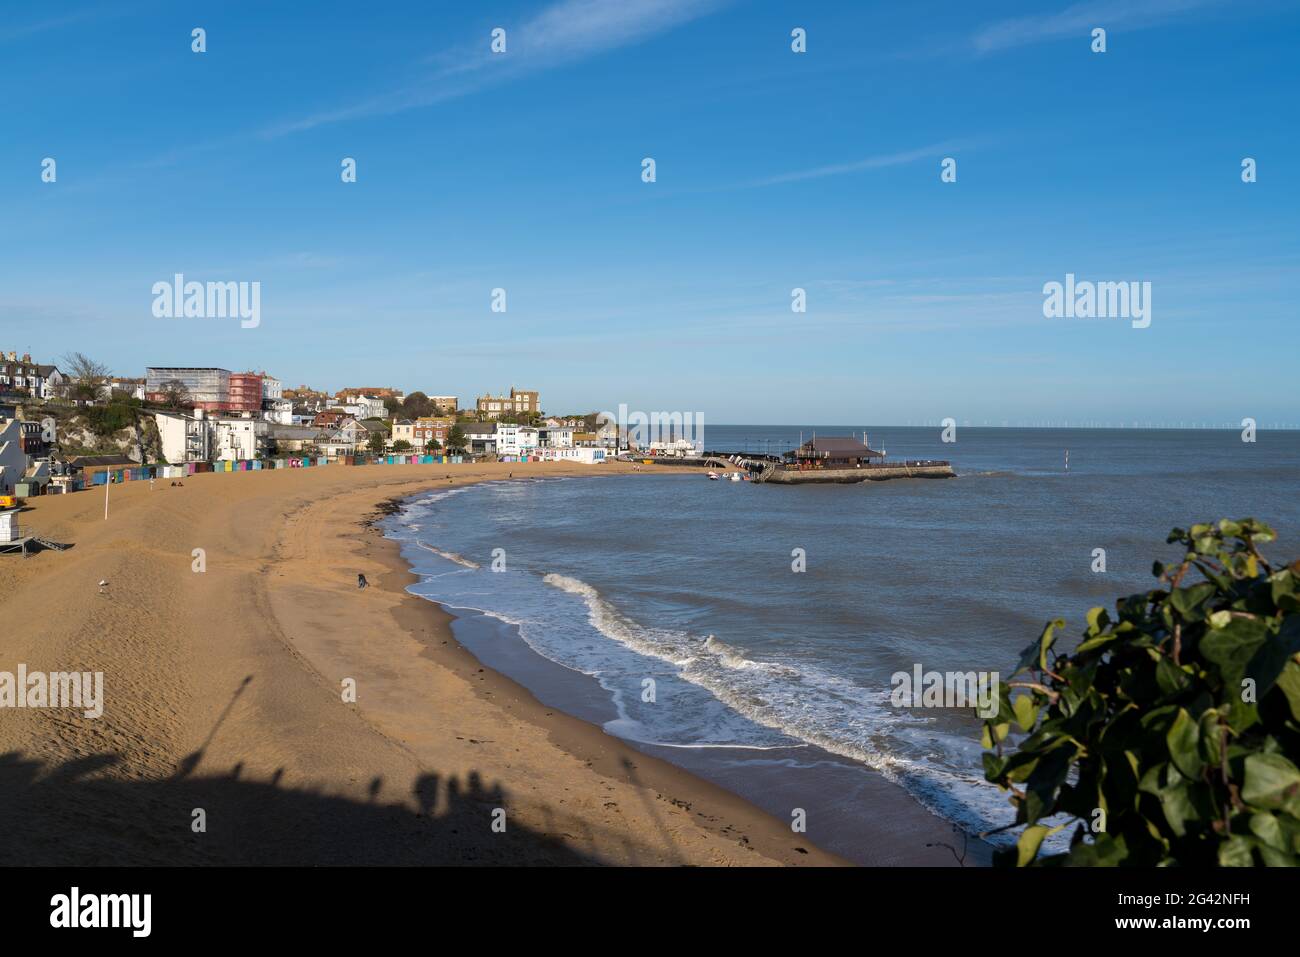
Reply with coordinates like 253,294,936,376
357,573,368,590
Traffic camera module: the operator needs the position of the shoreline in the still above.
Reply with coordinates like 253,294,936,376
0,460,986,865
0,462,849,865
374,478,993,866
354,480,855,865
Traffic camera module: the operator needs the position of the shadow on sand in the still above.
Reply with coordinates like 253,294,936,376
0,749,609,866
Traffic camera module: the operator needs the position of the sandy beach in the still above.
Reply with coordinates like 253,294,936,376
0,461,971,866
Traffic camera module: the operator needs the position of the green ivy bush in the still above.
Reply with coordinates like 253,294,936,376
982,519,1300,866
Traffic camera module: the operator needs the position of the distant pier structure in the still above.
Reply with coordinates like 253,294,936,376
627,433,954,483
752,435,952,484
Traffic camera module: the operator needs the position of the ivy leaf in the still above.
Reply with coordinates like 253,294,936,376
1170,582,1216,621
1015,822,1065,867
1157,778,1199,838
1218,836,1257,867
1166,708,1204,781
1201,617,1271,688
1245,615,1300,696
1275,662,1300,723
1065,832,1127,866
1250,812,1288,851
1014,619,1066,675
1242,753,1300,816
1013,693,1038,733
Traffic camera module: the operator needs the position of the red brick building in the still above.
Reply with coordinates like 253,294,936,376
227,372,264,414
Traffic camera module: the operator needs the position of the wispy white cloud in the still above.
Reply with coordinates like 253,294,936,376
972,0,1220,54
737,143,961,189
0,6,110,43
264,0,732,137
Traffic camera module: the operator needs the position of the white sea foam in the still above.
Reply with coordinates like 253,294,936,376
388,488,1042,848
541,569,1026,842
415,541,480,569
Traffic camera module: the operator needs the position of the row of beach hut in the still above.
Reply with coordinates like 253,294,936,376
83,453,466,487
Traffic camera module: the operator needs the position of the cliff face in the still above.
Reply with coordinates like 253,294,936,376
37,404,164,463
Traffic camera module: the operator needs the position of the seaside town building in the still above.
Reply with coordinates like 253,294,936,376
154,411,212,463
5,351,606,476
475,388,539,419
313,432,355,458
100,377,146,401
0,415,52,496
458,421,497,455
65,454,138,481
333,418,371,451
534,447,606,464
263,398,294,425
311,409,352,430
411,415,455,451
145,367,232,412
155,410,269,463
213,417,269,461
0,352,64,400
537,425,575,448
783,436,885,469
265,423,320,453
496,424,540,456
390,419,416,449
282,386,329,411
338,387,402,403
327,394,387,420
227,372,264,415
0,418,30,494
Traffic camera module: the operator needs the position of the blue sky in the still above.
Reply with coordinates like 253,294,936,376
3,0,1297,425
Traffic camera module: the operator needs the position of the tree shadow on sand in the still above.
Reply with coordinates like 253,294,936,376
0,750,607,866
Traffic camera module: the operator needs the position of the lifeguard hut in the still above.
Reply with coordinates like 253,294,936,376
0,506,33,557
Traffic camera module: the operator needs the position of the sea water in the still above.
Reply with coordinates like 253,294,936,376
383,427,1300,850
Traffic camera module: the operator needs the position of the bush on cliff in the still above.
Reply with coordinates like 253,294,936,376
982,519,1300,866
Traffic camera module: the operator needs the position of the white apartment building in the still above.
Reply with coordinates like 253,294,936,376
212,417,267,461
0,418,30,494
263,398,294,425
155,411,212,464
496,424,539,456
540,426,575,448
326,395,386,421
156,410,267,463
390,419,416,449
535,447,606,464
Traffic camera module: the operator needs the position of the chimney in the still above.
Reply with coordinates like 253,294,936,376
21,354,31,363
5,351,14,362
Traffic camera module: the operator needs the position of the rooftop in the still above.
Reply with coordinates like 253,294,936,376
787,437,885,458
